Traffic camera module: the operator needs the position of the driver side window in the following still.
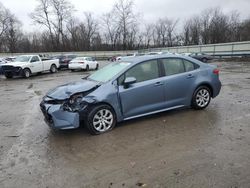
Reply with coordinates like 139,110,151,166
31,56,39,62
118,60,159,85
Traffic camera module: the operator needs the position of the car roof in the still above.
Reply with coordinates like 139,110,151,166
120,54,198,64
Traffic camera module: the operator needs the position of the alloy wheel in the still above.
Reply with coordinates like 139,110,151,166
92,109,114,132
196,89,210,108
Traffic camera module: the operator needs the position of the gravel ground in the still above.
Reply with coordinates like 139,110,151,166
0,60,250,188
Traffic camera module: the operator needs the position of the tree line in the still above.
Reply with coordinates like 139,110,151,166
0,0,250,53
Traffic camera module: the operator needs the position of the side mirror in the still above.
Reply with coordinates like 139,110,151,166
123,77,136,88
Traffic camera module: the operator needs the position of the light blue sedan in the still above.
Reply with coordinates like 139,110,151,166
40,54,221,134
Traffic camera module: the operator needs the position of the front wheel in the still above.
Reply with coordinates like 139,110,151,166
23,68,31,78
85,105,116,135
5,72,13,79
192,86,211,110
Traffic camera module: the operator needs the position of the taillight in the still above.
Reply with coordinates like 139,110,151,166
213,69,219,74
79,62,85,64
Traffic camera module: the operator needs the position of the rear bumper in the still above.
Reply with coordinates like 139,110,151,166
40,102,80,130
69,64,86,70
212,80,222,98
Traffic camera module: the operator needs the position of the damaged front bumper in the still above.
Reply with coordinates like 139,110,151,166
40,101,80,130
2,66,23,76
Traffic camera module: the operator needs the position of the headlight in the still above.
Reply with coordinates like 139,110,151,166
63,94,88,112
69,94,83,105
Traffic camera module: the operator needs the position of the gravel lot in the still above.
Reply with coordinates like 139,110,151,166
0,61,250,188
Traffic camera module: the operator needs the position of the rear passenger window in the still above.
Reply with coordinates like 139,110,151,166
183,60,195,72
125,60,159,83
162,58,185,76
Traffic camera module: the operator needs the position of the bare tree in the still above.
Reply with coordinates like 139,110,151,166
155,18,178,47
5,15,22,53
209,8,228,43
102,12,120,50
30,0,55,50
50,0,73,50
83,12,98,50
142,24,153,48
240,18,250,41
200,9,212,44
228,11,241,42
113,0,137,50
66,18,80,51
30,0,73,51
0,3,12,51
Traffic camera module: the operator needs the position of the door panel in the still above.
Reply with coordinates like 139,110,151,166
30,56,43,73
118,60,165,118
119,78,165,118
161,58,198,107
162,72,197,107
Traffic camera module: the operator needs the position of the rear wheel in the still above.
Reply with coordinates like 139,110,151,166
95,64,99,70
50,64,57,73
23,68,31,78
85,65,89,71
202,58,208,63
192,86,211,109
85,104,116,135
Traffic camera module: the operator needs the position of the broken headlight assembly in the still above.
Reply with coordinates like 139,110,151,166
62,94,88,112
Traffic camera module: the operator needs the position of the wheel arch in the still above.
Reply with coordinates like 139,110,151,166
50,63,57,68
89,102,117,118
195,82,213,97
23,67,32,74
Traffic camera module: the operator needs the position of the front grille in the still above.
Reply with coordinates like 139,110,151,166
2,66,21,72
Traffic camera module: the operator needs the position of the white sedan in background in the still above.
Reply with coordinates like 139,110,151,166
68,57,99,71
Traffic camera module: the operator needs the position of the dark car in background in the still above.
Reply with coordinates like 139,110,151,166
53,54,77,69
0,58,7,75
189,53,213,63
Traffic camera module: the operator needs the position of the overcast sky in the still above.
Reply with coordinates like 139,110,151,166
1,0,250,32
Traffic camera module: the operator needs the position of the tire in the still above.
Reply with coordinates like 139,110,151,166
50,64,57,73
5,72,13,79
191,86,211,110
70,69,75,72
85,65,89,71
95,64,99,70
202,58,208,63
85,104,117,135
23,68,31,78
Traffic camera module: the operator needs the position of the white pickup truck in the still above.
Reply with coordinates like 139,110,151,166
1,55,60,78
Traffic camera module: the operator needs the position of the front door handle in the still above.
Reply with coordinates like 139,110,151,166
154,82,164,86
186,74,194,79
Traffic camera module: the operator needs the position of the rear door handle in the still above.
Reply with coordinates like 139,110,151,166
186,74,194,79
154,82,164,86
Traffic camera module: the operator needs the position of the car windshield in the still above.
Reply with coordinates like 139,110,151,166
88,62,131,82
14,56,31,62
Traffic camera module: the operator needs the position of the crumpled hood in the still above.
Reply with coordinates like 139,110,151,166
47,79,100,100
3,61,29,67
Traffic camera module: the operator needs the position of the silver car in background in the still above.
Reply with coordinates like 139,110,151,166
40,54,221,135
